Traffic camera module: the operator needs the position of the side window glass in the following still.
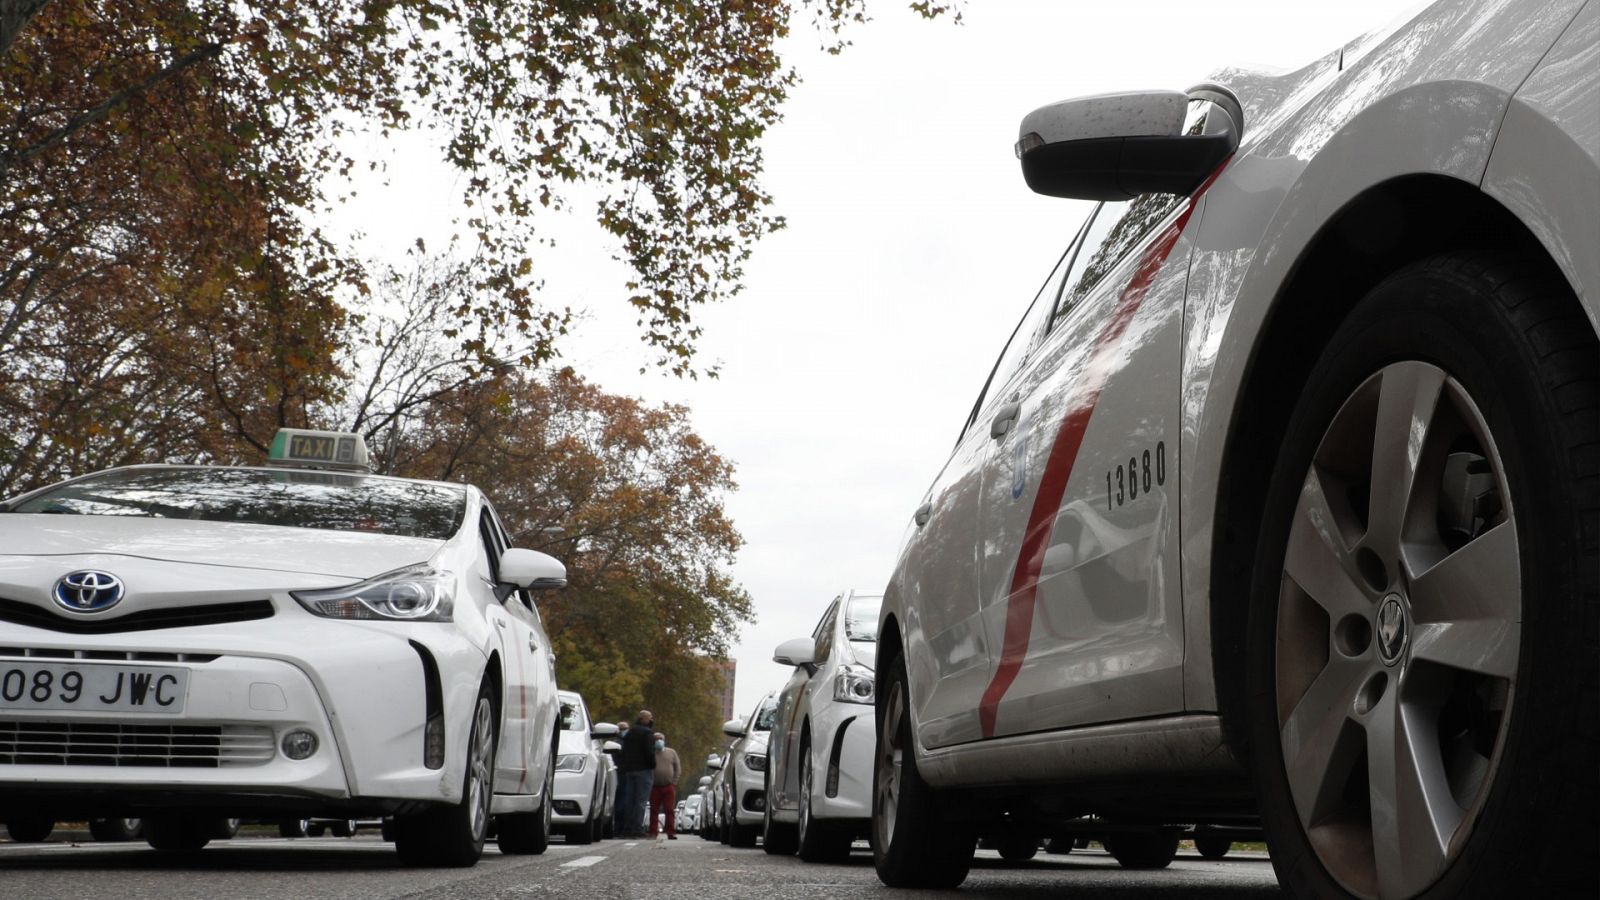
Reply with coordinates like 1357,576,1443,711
478,509,502,583
812,601,840,665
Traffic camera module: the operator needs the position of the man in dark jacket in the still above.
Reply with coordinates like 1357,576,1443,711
616,710,657,837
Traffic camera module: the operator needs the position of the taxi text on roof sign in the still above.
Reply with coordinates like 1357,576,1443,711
267,428,373,473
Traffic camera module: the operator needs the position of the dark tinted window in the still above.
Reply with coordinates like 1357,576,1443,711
1052,193,1184,324
560,696,590,732
8,467,466,540
812,599,840,664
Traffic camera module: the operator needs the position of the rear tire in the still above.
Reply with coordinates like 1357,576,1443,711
278,818,310,838
1105,832,1179,870
763,768,797,855
212,818,242,840
1195,836,1231,859
396,683,497,866
997,834,1038,862
1246,254,1599,899
871,647,975,888
144,815,213,852
5,816,53,843
498,751,555,855
89,818,142,842
1043,836,1074,855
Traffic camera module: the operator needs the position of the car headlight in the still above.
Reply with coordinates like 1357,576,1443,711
555,754,587,773
291,565,455,622
834,664,875,704
744,752,767,772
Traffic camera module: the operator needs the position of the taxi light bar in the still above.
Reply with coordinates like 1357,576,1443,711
267,428,372,473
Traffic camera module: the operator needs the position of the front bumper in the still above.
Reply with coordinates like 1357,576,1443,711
0,606,487,816
551,765,597,825
811,712,873,821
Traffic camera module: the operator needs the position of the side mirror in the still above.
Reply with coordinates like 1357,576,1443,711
721,718,746,739
706,754,724,770
773,637,816,669
1016,85,1241,200
602,740,621,753
591,722,619,739
499,548,568,591
698,776,711,787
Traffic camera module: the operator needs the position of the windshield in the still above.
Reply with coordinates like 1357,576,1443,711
559,696,590,732
844,594,883,642
6,466,466,540
750,696,778,732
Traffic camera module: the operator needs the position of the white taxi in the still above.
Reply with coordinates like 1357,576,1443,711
874,1,1597,897
0,430,566,866
550,689,617,843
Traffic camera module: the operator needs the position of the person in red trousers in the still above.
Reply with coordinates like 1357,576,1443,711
648,731,682,839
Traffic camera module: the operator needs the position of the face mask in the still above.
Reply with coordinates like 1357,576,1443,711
655,740,664,751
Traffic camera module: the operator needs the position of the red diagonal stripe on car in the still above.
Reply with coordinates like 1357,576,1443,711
976,174,1221,739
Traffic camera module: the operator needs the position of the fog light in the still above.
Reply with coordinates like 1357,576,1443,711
424,713,445,769
282,729,318,760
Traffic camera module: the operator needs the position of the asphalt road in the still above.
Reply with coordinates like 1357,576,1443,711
0,831,1283,899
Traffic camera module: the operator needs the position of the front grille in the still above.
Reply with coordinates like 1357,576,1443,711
0,720,276,768
0,647,219,663
0,598,273,634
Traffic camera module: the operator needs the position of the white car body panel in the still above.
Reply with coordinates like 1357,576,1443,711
0,466,561,820
881,0,1596,789
551,690,606,829
768,591,880,825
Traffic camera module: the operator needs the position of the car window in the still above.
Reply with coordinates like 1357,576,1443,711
5,466,467,540
1050,191,1185,326
749,695,778,732
559,696,589,731
843,594,882,642
812,599,840,664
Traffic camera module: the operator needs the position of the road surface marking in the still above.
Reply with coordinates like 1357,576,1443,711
561,855,607,868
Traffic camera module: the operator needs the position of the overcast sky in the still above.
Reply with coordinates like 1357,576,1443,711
335,0,1410,719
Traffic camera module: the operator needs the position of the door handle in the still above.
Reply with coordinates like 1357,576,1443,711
493,618,507,629
913,501,932,527
989,400,1022,440
527,636,539,652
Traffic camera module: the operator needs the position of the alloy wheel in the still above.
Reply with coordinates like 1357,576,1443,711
799,746,813,844
874,679,904,849
1276,361,1519,899
468,697,495,843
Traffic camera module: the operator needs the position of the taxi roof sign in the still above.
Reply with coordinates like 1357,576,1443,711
267,428,372,473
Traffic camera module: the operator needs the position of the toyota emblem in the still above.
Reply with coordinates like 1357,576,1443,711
53,570,126,613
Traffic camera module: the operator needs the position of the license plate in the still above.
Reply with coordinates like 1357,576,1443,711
0,661,189,714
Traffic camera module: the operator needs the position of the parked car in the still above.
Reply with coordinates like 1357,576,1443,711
0,429,568,866
763,590,881,861
703,755,726,842
678,792,703,833
597,740,620,839
551,690,618,844
694,772,715,839
719,693,778,847
873,1,1598,895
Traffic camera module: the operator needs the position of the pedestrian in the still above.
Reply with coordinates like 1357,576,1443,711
611,720,633,828
616,710,657,837
649,732,682,839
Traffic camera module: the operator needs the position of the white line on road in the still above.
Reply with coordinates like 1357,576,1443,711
561,855,607,868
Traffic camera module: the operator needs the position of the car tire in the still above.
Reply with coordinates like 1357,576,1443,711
997,834,1038,862
212,818,242,840
498,748,555,855
143,815,213,852
329,819,356,838
871,647,975,888
88,818,142,842
1105,832,1178,870
795,745,850,863
5,816,54,843
380,818,396,842
279,818,310,839
1246,253,1599,899
762,767,797,855
306,822,327,837
396,683,497,866
1195,836,1231,860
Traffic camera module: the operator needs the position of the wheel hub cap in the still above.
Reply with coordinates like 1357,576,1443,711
1375,594,1408,666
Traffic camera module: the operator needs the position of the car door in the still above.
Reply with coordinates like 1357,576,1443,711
973,185,1199,739
478,504,546,793
772,598,837,811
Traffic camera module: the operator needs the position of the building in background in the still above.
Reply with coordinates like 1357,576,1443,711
710,658,736,720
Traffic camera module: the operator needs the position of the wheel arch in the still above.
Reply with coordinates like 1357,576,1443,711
1207,174,1581,758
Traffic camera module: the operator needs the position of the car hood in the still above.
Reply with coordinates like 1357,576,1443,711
557,730,595,757
0,515,442,579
